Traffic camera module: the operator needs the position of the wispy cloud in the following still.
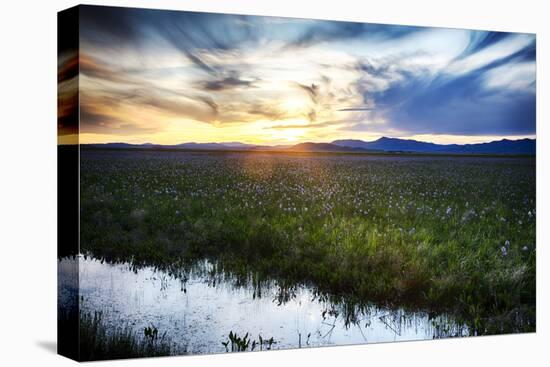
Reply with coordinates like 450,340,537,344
286,21,423,49
268,120,348,130
456,31,512,59
77,5,536,144
360,40,536,136
337,107,374,112
197,73,258,91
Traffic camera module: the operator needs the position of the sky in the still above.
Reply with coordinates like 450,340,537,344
74,5,536,145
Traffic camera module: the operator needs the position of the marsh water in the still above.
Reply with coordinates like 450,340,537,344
59,256,468,354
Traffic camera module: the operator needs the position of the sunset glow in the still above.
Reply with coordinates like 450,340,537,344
69,6,536,145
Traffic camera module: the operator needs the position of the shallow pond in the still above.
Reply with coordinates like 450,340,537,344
59,257,468,354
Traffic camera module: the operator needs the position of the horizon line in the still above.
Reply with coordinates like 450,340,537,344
67,135,537,147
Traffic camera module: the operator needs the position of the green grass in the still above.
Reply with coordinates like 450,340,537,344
59,308,175,361
80,150,536,335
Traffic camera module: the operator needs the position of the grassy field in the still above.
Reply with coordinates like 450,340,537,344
80,149,536,335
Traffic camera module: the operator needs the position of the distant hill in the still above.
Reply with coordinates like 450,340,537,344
175,142,234,150
333,137,439,152
88,142,257,150
87,142,149,149
437,139,536,155
332,137,536,155
84,137,535,155
286,142,363,152
219,142,257,148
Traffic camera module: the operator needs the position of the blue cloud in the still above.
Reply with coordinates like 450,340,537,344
456,31,512,59
80,6,260,75
363,41,536,136
288,21,422,48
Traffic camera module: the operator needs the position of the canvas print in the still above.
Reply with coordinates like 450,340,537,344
58,5,536,361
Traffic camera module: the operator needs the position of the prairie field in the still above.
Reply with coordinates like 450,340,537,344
75,149,535,355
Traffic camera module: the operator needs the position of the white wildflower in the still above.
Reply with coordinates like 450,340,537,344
501,246,508,257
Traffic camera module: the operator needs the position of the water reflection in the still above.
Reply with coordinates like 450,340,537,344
58,257,468,354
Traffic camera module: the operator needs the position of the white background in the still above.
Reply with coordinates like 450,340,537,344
0,0,548,365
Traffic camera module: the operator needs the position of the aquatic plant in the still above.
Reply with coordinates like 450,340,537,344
65,309,175,360
222,331,275,352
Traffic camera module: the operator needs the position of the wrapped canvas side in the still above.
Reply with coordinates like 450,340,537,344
57,5,80,361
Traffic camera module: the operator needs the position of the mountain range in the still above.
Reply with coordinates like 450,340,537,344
331,137,536,154
85,137,536,155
